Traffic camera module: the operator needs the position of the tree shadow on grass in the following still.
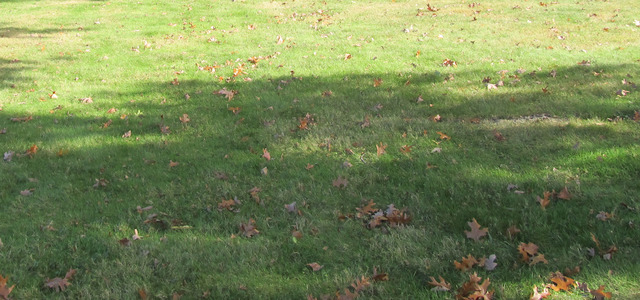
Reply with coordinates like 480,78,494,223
1,62,639,298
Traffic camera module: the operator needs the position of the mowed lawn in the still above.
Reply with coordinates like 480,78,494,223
1,0,639,299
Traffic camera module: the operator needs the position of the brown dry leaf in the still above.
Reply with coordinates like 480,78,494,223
248,187,261,203
292,230,303,239
26,144,38,157
218,199,236,211
102,119,112,128
400,145,412,154
590,285,612,299
179,114,190,123
169,160,179,168
119,237,131,246
359,116,371,128
372,267,388,282
228,107,241,115
333,176,348,188
376,142,387,156
428,276,451,292
138,288,148,300
529,254,548,266
10,115,32,122
44,269,76,292
262,148,271,161
344,53,352,60
216,88,237,101
20,189,33,196
356,199,376,218
322,90,333,97
122,130,132,138
457,273,492,300
530,285,551,300
556,186,572,200
132,229,142,240
79,97,93,104
454,254,479,272
537,192,551,209
633,111,640,122
373,78,382,87
506,225,521,239
493,130,506,141
518,242,539,262
106,108,117,114
0,274,15,300
436,131,450,140
465,218,488,242
284,201,297,213
307,263,323,272
240,219,259,237
548,272,575,292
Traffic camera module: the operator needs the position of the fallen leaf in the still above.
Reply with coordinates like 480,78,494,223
262,148,271,161
372,267,388,282
216,88,237,101
10,115,32,122
484,254,498,271
132,229,142,240
400,145,413,154
529,254,548,266
106,108,117,114
20,189,33,196
465,218,488,242
373,78,382,87
332,176,348,188
179,114,190,123
78,97,93,103
119,237,131,246
376,142,387,156
506,225,521,239
537,191,552,209
138,289,148,300
590,285,612,299
530,285,550,300
240,219,259,237
307,263,323,271
436,131,450,140
26,144,38,157
122,130,132,138
556,186,572,200
596,211,613,221
169,160,179,168
548,272,575,292
454,254,479,272
0,274,15,300
518,242,539,262
2,151,12,162
44,269,76,292
493,130,506,141
428,276,451,292
284,201,297,213
292,230,303,239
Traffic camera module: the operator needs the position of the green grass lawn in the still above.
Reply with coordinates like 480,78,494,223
1,0,639,299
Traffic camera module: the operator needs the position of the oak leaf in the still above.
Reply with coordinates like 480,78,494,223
590,285,612,299
556,186,572,200
376,142,387,156
240,219,259,238
332,176,348,188
454,254,479,272
428,276,451,292
355,199,376,218
26,144,38,157
529,285,550,300
218,199,236,211
0,274,14,300
44,269,76,292
529,254,548,266
436,131,450,140
179,114,190,123
548,272,575,292
307,263,323,271
262,148,271,161
465,218,488,241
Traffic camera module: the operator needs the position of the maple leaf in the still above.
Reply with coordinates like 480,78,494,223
44,269,76,292
332,176,348,188
529,285,550,300
428,276,451,292
307,263,323,272
0,274,15,300
457,273,493,299
376,142,387,156
454,254,479,272
240,219,259,238
262,148,271,161
465,218,488,242
590,285,612,299
556,186,572,200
